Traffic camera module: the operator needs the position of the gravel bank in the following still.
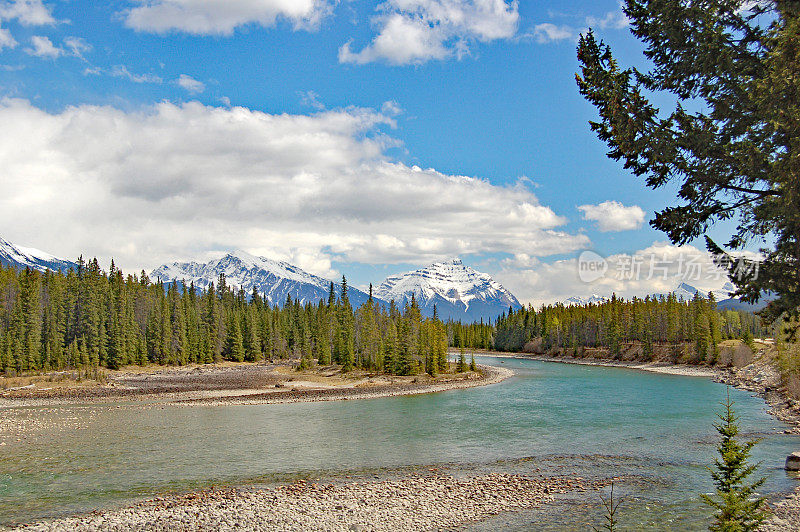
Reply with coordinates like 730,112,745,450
0,364,512,409
12,473,595,531
177,365,512,406
762,485,800,531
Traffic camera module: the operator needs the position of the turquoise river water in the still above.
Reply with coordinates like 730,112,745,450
1,356,799,529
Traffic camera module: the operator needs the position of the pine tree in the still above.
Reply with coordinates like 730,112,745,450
577,1,800,322
457,348,466,373
701,389,768,531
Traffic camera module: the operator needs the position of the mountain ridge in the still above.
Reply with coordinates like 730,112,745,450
0,237,77,273
151,250,378,309
375,258,522,322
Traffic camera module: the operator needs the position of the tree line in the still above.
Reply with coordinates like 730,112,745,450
0,259,450,376
450,294,767,364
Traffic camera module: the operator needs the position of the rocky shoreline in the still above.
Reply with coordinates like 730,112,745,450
11,473,597,532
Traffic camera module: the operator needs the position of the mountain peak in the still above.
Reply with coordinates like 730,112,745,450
375,259,520,322
152,251,373,307
0,236,76,273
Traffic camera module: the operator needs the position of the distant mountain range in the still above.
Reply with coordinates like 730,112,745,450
375,258,522,322
1,234,774,320
0,237,77,273
152,255,521,322
563,281,773,311
150,250,377,309
563,294,608,306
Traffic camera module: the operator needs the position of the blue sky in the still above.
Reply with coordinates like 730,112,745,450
0,0,740,304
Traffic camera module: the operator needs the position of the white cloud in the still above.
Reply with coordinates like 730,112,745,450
339,0,519,65
25,34,60,57
494,242,743,307
124,0,333,35
177,74,205,93
381,100,402,116
110,65,163,83
531,23,575,44
0,0,55,50
578,200,645,232
299,90,325,110
25,35,92,60
0,98,589,278
528,3,629,46
0,26,16,49
586,2,629,30
0,0,55,26
63,36,91,59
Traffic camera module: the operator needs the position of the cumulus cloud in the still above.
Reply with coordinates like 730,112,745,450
24,35,90,59
63,36,91,59
0,0,55,50
531,23,575,44
586,9,629,30
527,2,629,46
494,242,744,307
0,0,55,26
177,74,205,93
578,200,646,232
0,26,16,49
124,0,333,35
339,0,519,65
25,34,60,57
0,98,589,277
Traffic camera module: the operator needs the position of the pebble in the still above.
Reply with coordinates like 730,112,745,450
13,473,594,531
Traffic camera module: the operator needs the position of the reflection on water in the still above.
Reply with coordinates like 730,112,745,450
1,356,798,528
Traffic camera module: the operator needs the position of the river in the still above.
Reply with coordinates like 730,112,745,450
1,356,798,529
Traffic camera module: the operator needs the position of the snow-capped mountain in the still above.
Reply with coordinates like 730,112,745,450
563,294,608,306
564,282,737,307
670,282,735,301
0,236,77,273
151,250,377,308
375,258,521,322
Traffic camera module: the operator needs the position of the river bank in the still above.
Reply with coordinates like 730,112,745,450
10,472,597,532
0,362,512,409
4,354,799,530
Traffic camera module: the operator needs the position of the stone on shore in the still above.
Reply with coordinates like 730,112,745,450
786,451,800,471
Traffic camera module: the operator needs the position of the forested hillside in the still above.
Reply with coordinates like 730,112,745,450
449,294,768,364
0,260,449,376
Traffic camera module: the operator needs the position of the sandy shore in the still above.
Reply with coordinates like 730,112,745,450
11,472,596,532
0,363,512,409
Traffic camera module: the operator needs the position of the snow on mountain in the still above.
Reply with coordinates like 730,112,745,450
564,282,737,307
0,236,77,273
671,282,735,301
375,258,521,322
563,294,608,306
151,250,376,308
